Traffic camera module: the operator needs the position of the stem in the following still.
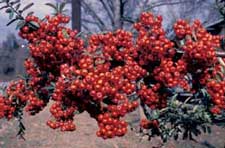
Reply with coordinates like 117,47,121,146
218,57,225,67
7,2,24,20
216,51,225,58
5,1,39,30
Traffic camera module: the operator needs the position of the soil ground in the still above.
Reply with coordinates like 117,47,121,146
0,104,225,148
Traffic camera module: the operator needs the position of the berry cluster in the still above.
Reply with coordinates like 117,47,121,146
138,83,167,109
177,20,221,66
96,113,128,138
140,119,159,129
134,12,175,65
20,14,84,74
207,80,225,114
5,79,46,115
0,10,224,140
153,58,189,90
48,101,77,131
0,95,15,120
96,101,139,138
88,30,136,61
173,19,192,38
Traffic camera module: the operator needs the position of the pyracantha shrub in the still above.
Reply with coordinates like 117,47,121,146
0,0,225,141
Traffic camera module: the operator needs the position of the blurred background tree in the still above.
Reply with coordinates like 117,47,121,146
0,34,27,81
56,0,223,39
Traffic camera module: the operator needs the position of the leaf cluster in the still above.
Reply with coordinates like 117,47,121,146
0,0,34,29
141,89,225,143
45,2,68,15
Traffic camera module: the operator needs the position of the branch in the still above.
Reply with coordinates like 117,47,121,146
82,18,104,32
216,51,225,58
112,0,123,30
108,0,114,12
82,18,99,25
71,0,81,31
141,0,151,11
165,0,178,20
140,100,148,119
82,23,91,33
2,1,39,30
99,0,114,25
218,57,225,67
81,0,106,30
146,0,191,10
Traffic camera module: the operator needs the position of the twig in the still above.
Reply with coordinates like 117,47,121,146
145,0,191,11
218,57,225,67
99,0,114,25
81,1,106,30
82,18,99,26
216,51,225,58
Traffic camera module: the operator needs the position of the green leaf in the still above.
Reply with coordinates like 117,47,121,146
75,31,83,37
44,86,54,91
6,18,18,26
192,128,201,136
183,129,188,139
5,8,12,13
15,3,20,10
174,134,178,140
201,89,207,96
21,2,33,12
19,121,26,130
56,3,59,12
152,110,160,119
203,113,212,123
201,125,207,133
62,29,70,38
16,128,25,136
221,66,225,74
193,105,199,112
45,3,57,10
50,82,56,87
74,110,80,115
28,21,40,30
171,94,178,101
62,9,69,13
161,134,168,143
59,2,66,13
9,11,14,19
206,126,211,133
16,20,26,30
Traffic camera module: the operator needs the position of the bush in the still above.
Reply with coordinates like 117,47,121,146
0,0,225,142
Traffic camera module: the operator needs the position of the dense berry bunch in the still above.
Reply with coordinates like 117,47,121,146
153,58,189,90
140,119,159,129
177,20,221,66
96,113,128,138
207,80,225,114
48,101,77,131
134,12,175,65
0,95,15,120
173,19,192,38
20,14,84,74
138,83,167,109
0,10,224,141
6,79,46,115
